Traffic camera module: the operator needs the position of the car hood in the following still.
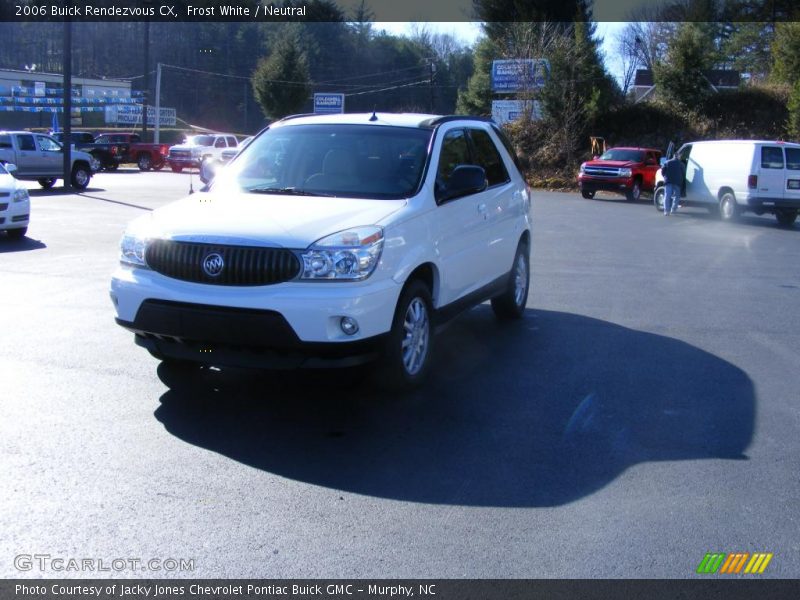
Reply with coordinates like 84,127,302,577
585,160,640,168
130,191,407,248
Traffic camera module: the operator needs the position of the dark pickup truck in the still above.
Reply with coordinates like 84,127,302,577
51,131,126,171
94,133,170,171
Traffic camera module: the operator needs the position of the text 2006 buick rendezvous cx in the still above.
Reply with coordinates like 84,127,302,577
110,113,532,388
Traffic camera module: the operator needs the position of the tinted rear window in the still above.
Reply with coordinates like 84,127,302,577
469,128,510,186
785,148,800,170
761,147,784,169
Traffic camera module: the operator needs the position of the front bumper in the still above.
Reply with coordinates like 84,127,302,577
110,266,401,367
0,197,30,230
168,157,201,168
578,177,634,194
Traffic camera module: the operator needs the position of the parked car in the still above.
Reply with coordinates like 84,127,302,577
51,131,124,171
110,113,532,389
0,162,30,239
167,134,238,172
94,132,170,171
654,140,800,226
220,135,254,163
578,147,662,201
0,131,96,190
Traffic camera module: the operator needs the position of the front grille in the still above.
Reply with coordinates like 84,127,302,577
145,239,300,286
170,150,191,159
584,166,622,177
11,215,28,222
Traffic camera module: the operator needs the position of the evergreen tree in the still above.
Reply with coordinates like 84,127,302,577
251,29,311,120
771,22,800,87
653,23,716,109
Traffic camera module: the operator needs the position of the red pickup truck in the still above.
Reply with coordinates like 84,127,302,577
577,147,662,201
94,133,170,171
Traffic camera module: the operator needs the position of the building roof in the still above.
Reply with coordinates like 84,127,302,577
633,69,740,88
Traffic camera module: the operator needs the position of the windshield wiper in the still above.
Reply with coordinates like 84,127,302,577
247,186,331,197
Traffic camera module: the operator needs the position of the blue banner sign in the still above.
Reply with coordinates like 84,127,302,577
314,93,345,114
491,59,550,93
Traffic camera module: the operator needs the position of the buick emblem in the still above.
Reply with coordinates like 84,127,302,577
202,253,225,277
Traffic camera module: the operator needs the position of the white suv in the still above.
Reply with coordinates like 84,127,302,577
110,113,532,388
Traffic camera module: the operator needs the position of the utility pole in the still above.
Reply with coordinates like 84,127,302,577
154,63,161,143
142,18,150,141
428,60,436,113
62,6,72,192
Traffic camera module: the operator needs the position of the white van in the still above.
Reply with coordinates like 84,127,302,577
654,140,800,226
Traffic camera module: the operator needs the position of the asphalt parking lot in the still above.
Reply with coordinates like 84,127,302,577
1,170,799,578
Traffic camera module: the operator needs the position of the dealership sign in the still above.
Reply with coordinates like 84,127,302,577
491,59,550,93
314,93,345,114
491,100,543,125
105,105,176,126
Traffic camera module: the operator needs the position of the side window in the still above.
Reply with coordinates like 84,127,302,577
37,136,61,152
491,124,522,171
677,145,692,162
761,146,784,169
16,134,36,151
785,148,800,170
0,134,11,149
215,137,226,148
227,137,238,147
469,128,509,186
436,129,470,188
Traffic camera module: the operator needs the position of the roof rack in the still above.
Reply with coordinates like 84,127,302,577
420,115,496,128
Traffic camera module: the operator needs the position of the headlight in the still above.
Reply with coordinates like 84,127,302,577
619,168,633,178
119,234,149,268
13,188,29,203
579,163,586,173
300,226,383,281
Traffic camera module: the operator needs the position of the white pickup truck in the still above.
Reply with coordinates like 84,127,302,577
166,134,239,173
0,131,97,190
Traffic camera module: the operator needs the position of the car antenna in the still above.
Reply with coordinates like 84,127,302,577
369,107,378,122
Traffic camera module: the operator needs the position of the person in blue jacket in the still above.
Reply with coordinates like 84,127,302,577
662,154,686,216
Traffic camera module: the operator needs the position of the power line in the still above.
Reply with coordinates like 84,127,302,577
344,79,429,97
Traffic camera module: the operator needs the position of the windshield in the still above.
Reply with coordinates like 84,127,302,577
188,135,214,147
213,124,433,199
598,149,645,162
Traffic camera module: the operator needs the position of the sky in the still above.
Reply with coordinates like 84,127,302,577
374,21,629,84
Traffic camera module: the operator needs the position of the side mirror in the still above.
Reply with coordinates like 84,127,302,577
439,165,487,202
199,158,220,184
659,157,667,168
4,163,18,174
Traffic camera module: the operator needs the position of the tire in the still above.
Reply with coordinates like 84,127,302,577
775,208,798,226
104,162,118,172
138,154,152,171
38,178,56,189
654,186,666,212
6,227,27,239
153,161,165,171
491,241,530,320
719,191,739,221
625,178,642,202
376,279,434,390
171,165,183,173
581,190,595,199
71,164,91,190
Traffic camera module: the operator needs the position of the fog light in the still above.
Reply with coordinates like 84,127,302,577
340,317,359,335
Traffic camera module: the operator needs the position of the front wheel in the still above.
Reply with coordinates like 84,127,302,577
138,154,152,171
775,208,798,226
719,191,739,221
377,280,434,390
38,178,57,189
625,179,642,202
492,242,530,320
581,190,595,199
6,227,27,239
654,186,666,212
71,165,91,190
